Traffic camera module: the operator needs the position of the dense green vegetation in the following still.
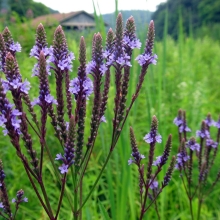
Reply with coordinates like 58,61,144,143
0,0,220,219
1,20,220,219
152,0,220,40
0,0,57,22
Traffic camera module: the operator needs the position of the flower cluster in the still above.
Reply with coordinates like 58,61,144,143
69,77,93,100
173,110,191,133
0,81,22,136
176,150,190,170
186,137,200,151
12,189,28,204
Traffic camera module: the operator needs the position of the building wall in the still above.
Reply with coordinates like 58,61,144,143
61,12,95,26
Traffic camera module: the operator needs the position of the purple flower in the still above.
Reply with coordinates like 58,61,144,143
45,94,58,105
186,138,200,151
11,117,21,130
12,109,22,116
128,158,133,165
106,54,114,66
68,52,75,62
3,129,8,136
128,154,145,165
83,77,93,99
123,35,142,49
69,78,80,95
103,50,111,58
100,115,106,123
143,132,162,144
173,117,183,126
196,130,210,139
135,53,157,66
116,56,125,65
204,117,215,127
58,60,67,70
149,180,158,189
59,164,69,174
179,124,191,133
99,64,108,75
153,156,162,166
86,61,96,74
55,153,64,161
0,115,7,127
31,98,40,107
0,202,4,208
214,119,220,129
206,139,218,148
23,197,28,202
30,45,38,58
12,198,16,203
176,152,190,169
9,42,21,52
20,80,31,94
1,80,9,93
9,79,22,89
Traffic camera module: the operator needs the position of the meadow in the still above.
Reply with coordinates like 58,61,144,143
0,13,220,220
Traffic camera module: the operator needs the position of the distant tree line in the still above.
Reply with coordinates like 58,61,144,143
0,0,58,23
152,0,220,39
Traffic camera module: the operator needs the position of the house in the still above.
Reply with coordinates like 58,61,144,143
31,10,107,30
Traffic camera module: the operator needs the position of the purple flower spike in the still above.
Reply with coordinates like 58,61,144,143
143,133,162,144
186,138,200,151
196,130,210,139
153,156,162,166
12,109,22,116
215,119,220,129
206,139,218,148
45,94,58,105
20,80,31,94
173,116,183,126
59,164,69,174
135,53,157,66
149,180,158,189
99,64,108,75
9,42,21,52
11,117,21,130
9,79,22,89
179,125,191,133
204,113,215,127
176,152,190,170
31,98,40,107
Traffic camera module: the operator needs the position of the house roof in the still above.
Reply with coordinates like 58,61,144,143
31,10,106,28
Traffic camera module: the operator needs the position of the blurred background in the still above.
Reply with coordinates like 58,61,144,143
0,0,220,219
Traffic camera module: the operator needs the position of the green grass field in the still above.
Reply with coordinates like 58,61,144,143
1,13,220,220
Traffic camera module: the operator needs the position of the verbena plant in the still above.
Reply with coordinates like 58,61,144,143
0,13,175,220
174,110,220,220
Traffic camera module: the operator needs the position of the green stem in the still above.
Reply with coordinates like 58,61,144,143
189,198,194,220
74,172,78,220
44,142,74,213
197,199,202,220
39,180,54,218
55,174,67,219
77,152,112,212
23,165,52,218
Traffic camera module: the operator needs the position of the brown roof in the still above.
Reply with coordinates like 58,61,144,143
31,11,95,27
